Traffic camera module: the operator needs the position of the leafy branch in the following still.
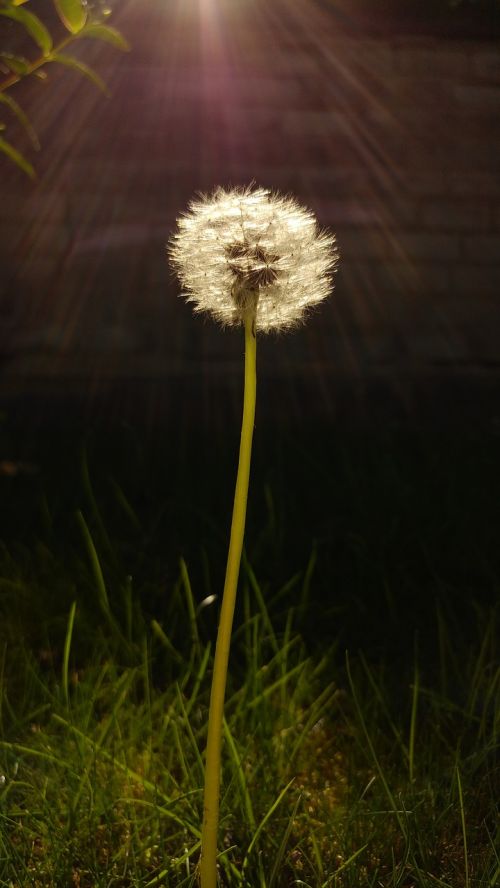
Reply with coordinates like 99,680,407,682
0,0,129,178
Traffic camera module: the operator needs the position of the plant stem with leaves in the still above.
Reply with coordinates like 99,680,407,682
0,0,128,177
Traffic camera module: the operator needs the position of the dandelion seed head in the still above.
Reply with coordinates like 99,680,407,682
168,185,338,332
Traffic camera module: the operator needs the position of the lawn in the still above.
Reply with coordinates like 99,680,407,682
0,415,498,886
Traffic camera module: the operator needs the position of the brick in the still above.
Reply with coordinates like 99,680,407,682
404,134,500,172
12,256,61,285
374,262,450,295
373,73,451,108
344,40,396,78
303,168,376,196
448,172,500,197
451,84,500,112
310,199,381,227
451,264,500,294
0,224,25,254
471,50,500,83
427,290,496,321
451,138,500,172
11,323,69,353
335,230,388,260
248,167,306,194
398,233,460,262
337,230,459,263
467,329,500,363
394,42,470,79
283,110,347,136
397,170,449,197
421,200,491,231
0,189,69,224
395,107,500,146
226,109,284,136
313,196,416,227
269,51,319,77
67,224,156,257
339,260,449,297
13,226,72,261
198,76,314,108
406,328,469,363
462,236,500,264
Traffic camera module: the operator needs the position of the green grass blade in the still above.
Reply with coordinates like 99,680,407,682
61,600,76,707
223,717,256,833
180,557,200,652
455,765,469,888
241,777,295,874
408,664,419,783
243,557,279,655
108,476,141,531
268,791,302,888
76,509,123,641
151,618,184,665
359,650,408,762
346,653,403,831
322,842,369,885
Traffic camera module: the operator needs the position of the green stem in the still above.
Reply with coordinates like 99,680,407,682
200,308,257,888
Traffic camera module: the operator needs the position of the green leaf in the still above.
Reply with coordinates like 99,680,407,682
0,52,30,75
52,0,87,35
78,23,130,51
0,7,53,55
49,52,109,96
0,135,35,178
0,93,39,148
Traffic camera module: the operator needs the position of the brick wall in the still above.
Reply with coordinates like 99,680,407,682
1,0,499,417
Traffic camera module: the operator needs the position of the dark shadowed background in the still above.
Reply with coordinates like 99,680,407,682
1,0,499,431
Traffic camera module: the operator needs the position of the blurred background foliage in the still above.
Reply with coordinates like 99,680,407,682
0,0,128,178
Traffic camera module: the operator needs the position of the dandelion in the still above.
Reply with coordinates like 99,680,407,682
168,184,338,888
168,184,337,331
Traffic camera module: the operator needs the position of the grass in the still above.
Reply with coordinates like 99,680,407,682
0,419,498,886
